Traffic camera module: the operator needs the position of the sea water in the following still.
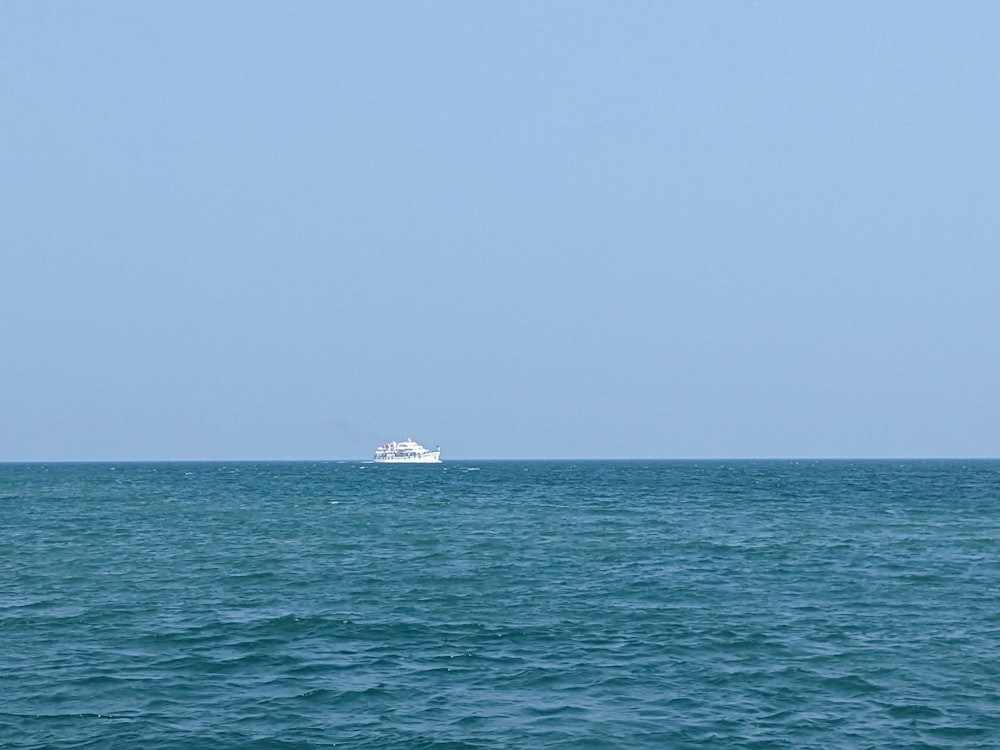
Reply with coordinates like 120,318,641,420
1,460,998,748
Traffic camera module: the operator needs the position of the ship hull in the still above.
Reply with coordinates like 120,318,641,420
374,451,441,464
375,451,441,464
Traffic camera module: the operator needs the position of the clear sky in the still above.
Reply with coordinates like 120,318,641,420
2,3,998,460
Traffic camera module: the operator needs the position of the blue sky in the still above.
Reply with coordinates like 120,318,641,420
2,3,998,460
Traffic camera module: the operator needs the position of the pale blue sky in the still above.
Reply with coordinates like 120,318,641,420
2,3,998,460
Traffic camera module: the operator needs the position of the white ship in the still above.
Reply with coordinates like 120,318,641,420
373,438,442,463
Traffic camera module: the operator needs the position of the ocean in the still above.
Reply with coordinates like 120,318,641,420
1,460,998,748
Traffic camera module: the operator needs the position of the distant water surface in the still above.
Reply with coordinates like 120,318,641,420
2,460,999,748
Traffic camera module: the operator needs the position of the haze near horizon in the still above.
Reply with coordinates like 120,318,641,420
2,3,998,461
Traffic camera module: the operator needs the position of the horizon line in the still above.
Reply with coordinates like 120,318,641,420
2,456,998,465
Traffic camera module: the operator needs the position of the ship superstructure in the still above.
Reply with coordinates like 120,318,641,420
373,438,442,463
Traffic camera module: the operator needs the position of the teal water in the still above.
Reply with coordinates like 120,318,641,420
2,460,998,748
